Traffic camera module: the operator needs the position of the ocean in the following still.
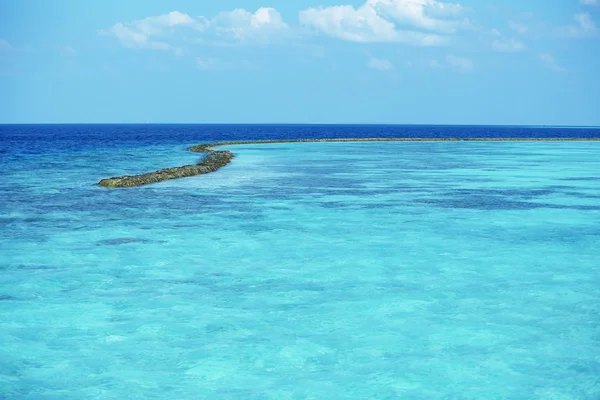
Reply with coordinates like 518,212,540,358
1,124,600,399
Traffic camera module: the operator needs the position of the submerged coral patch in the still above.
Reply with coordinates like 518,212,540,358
95,238,156,246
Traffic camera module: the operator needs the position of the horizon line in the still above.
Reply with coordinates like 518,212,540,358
1,123,600,129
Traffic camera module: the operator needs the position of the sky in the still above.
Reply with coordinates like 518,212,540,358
0,0,599,125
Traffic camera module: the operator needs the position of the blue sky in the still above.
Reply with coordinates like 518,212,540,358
1,0,599,125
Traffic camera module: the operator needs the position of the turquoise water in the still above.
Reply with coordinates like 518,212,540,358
1,138,600,399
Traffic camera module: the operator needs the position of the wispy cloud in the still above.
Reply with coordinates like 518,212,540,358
368,56,394,70
508,21,528,35
562,13,597,37
196,57,259,71
100,11,196,51
580,0,597,5
299,0,470,45
58,45,77,56
492,37,526,52
446,54,473,72
0,38,13,52
196,57,222,69
489,29,526,52
540,53,567,72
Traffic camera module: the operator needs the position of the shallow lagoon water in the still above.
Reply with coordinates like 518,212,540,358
1,126,600,399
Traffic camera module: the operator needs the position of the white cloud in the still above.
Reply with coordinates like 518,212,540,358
563,12,597,37
299,0,468,45
581,0,597,5
508,21,528,34
540,53,567,72
369,0,467,33
446,54,473,72
299,5,419,43
368,56,394,70
0,38,13,51
211,8,290,44
132,11,196,36
102,8,290,50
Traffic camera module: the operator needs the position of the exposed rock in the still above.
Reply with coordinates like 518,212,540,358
98,149,233,188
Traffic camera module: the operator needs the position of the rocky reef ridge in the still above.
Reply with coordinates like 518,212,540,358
98,137,600,188
98,148,233,188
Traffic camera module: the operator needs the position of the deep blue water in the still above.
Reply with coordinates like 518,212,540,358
2,124,600,152
1,125,600,399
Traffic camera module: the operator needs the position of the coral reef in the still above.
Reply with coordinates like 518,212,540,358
99,137,599,188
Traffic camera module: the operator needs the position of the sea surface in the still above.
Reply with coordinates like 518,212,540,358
1,124,600,399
